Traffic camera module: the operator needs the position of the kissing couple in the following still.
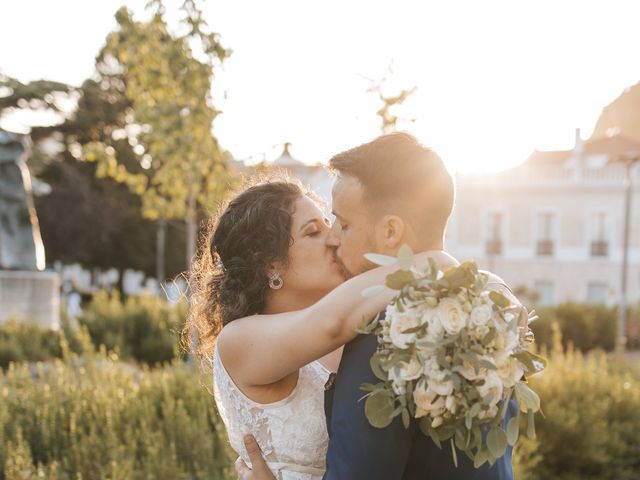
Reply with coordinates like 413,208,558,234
187,132,521,479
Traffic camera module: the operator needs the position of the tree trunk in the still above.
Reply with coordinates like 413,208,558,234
185,180,198,365
186,184,197,272
156,218,166,287
117,267,126,297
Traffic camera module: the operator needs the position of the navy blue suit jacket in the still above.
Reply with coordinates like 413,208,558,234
323,330,515,480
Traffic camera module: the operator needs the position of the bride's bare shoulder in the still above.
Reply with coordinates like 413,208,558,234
216,315,255,356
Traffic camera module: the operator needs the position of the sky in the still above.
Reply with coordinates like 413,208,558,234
2,0,640,172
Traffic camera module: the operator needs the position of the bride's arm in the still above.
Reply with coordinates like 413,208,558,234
218,252,453,386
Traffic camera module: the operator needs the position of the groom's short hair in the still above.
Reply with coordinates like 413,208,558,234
328,132,455,237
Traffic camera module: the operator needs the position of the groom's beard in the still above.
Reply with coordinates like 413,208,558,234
332,251,354,279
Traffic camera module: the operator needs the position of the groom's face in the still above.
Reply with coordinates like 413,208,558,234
326,175,380,278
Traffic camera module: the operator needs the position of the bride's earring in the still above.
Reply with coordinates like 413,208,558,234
268,272,283,290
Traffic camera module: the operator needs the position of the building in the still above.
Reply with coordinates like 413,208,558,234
231,143,335,206
447,131,640,306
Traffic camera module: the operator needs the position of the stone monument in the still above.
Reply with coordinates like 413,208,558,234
0,129,59,329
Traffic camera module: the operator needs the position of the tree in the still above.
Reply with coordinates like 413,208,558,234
83,0,233,283
0,73,186,284
367,65,417,134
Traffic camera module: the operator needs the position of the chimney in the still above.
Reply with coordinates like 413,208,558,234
574,128,583,153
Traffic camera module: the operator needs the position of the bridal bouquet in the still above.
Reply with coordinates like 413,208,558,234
359,246,545,468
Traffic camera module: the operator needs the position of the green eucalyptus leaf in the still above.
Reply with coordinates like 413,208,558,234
469,402,482,418
489,290,511,309
515,382,541,412
506,416,519,446
370,353,388,381
487,427,507,458
364,392,395,429
419,417,442,449
428,257,440,279
526,408,536,439
386,270,416,290
454,427,467,451
397,244,414,271
402,408,410,428
473,447,489,468
450,438,459,468
364,252,397,266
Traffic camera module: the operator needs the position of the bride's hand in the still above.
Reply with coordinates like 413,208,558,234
235,435,275,480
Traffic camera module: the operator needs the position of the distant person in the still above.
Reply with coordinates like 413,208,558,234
62,280,82,320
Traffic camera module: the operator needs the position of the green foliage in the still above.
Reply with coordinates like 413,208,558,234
0,352,231,479
77,291,187,366
87,1,232,221
0,318,63,370
530,302,639,352
0,74,72,115
0,292,186,368
514,327,640,479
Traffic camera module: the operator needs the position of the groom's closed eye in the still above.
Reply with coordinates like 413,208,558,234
331,212,349,231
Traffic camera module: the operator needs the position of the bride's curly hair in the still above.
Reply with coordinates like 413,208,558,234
184,176,318,365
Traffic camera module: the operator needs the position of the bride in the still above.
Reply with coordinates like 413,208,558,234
186,178,455,479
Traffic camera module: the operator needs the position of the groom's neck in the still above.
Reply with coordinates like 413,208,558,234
389,236,445,256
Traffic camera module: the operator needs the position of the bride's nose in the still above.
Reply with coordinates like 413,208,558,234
325,223,340,247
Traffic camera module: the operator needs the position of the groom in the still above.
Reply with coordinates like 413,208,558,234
237,132,518,479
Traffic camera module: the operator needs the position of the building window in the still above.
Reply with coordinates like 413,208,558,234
534,280,554,306
485,211,504,256
590,211,609,257
536,212,556,257
586,282,608,304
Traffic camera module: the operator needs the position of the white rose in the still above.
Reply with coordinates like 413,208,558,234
438,297,468,335
398,356,423,381
460,360,486,381
392,381,406,396
445,394,458,413
472,324,490,341
506,329,519,352
388,367,407,395
421,308,444,342
427,371,454,397
493,311,513,333
413,379,445,417
470,304,493,327
496,355,525,387
389,313,420,349
477,370,504,407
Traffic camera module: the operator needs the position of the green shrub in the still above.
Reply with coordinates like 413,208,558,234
514,327,640,479
0,347,231,479
531,302,618,352
0,290,187,369
0,318,63,370
77,290,187,366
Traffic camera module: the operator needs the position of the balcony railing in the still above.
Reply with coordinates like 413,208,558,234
485,238,502,255
591,240,609,257
536,239,555,256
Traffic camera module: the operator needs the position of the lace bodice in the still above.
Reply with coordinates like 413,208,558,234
213,347,330,480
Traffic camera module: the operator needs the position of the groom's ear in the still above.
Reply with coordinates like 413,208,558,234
375,214,406,250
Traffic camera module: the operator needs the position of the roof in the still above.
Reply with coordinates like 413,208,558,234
524,149,571,166
272,142,306,168
583,134,640,157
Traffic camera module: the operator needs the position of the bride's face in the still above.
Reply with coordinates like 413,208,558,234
277,195,346,297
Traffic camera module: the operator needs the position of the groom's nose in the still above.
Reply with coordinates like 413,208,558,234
326,223,340,248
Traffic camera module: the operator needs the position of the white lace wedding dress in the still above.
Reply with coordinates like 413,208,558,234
213,347,331,480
